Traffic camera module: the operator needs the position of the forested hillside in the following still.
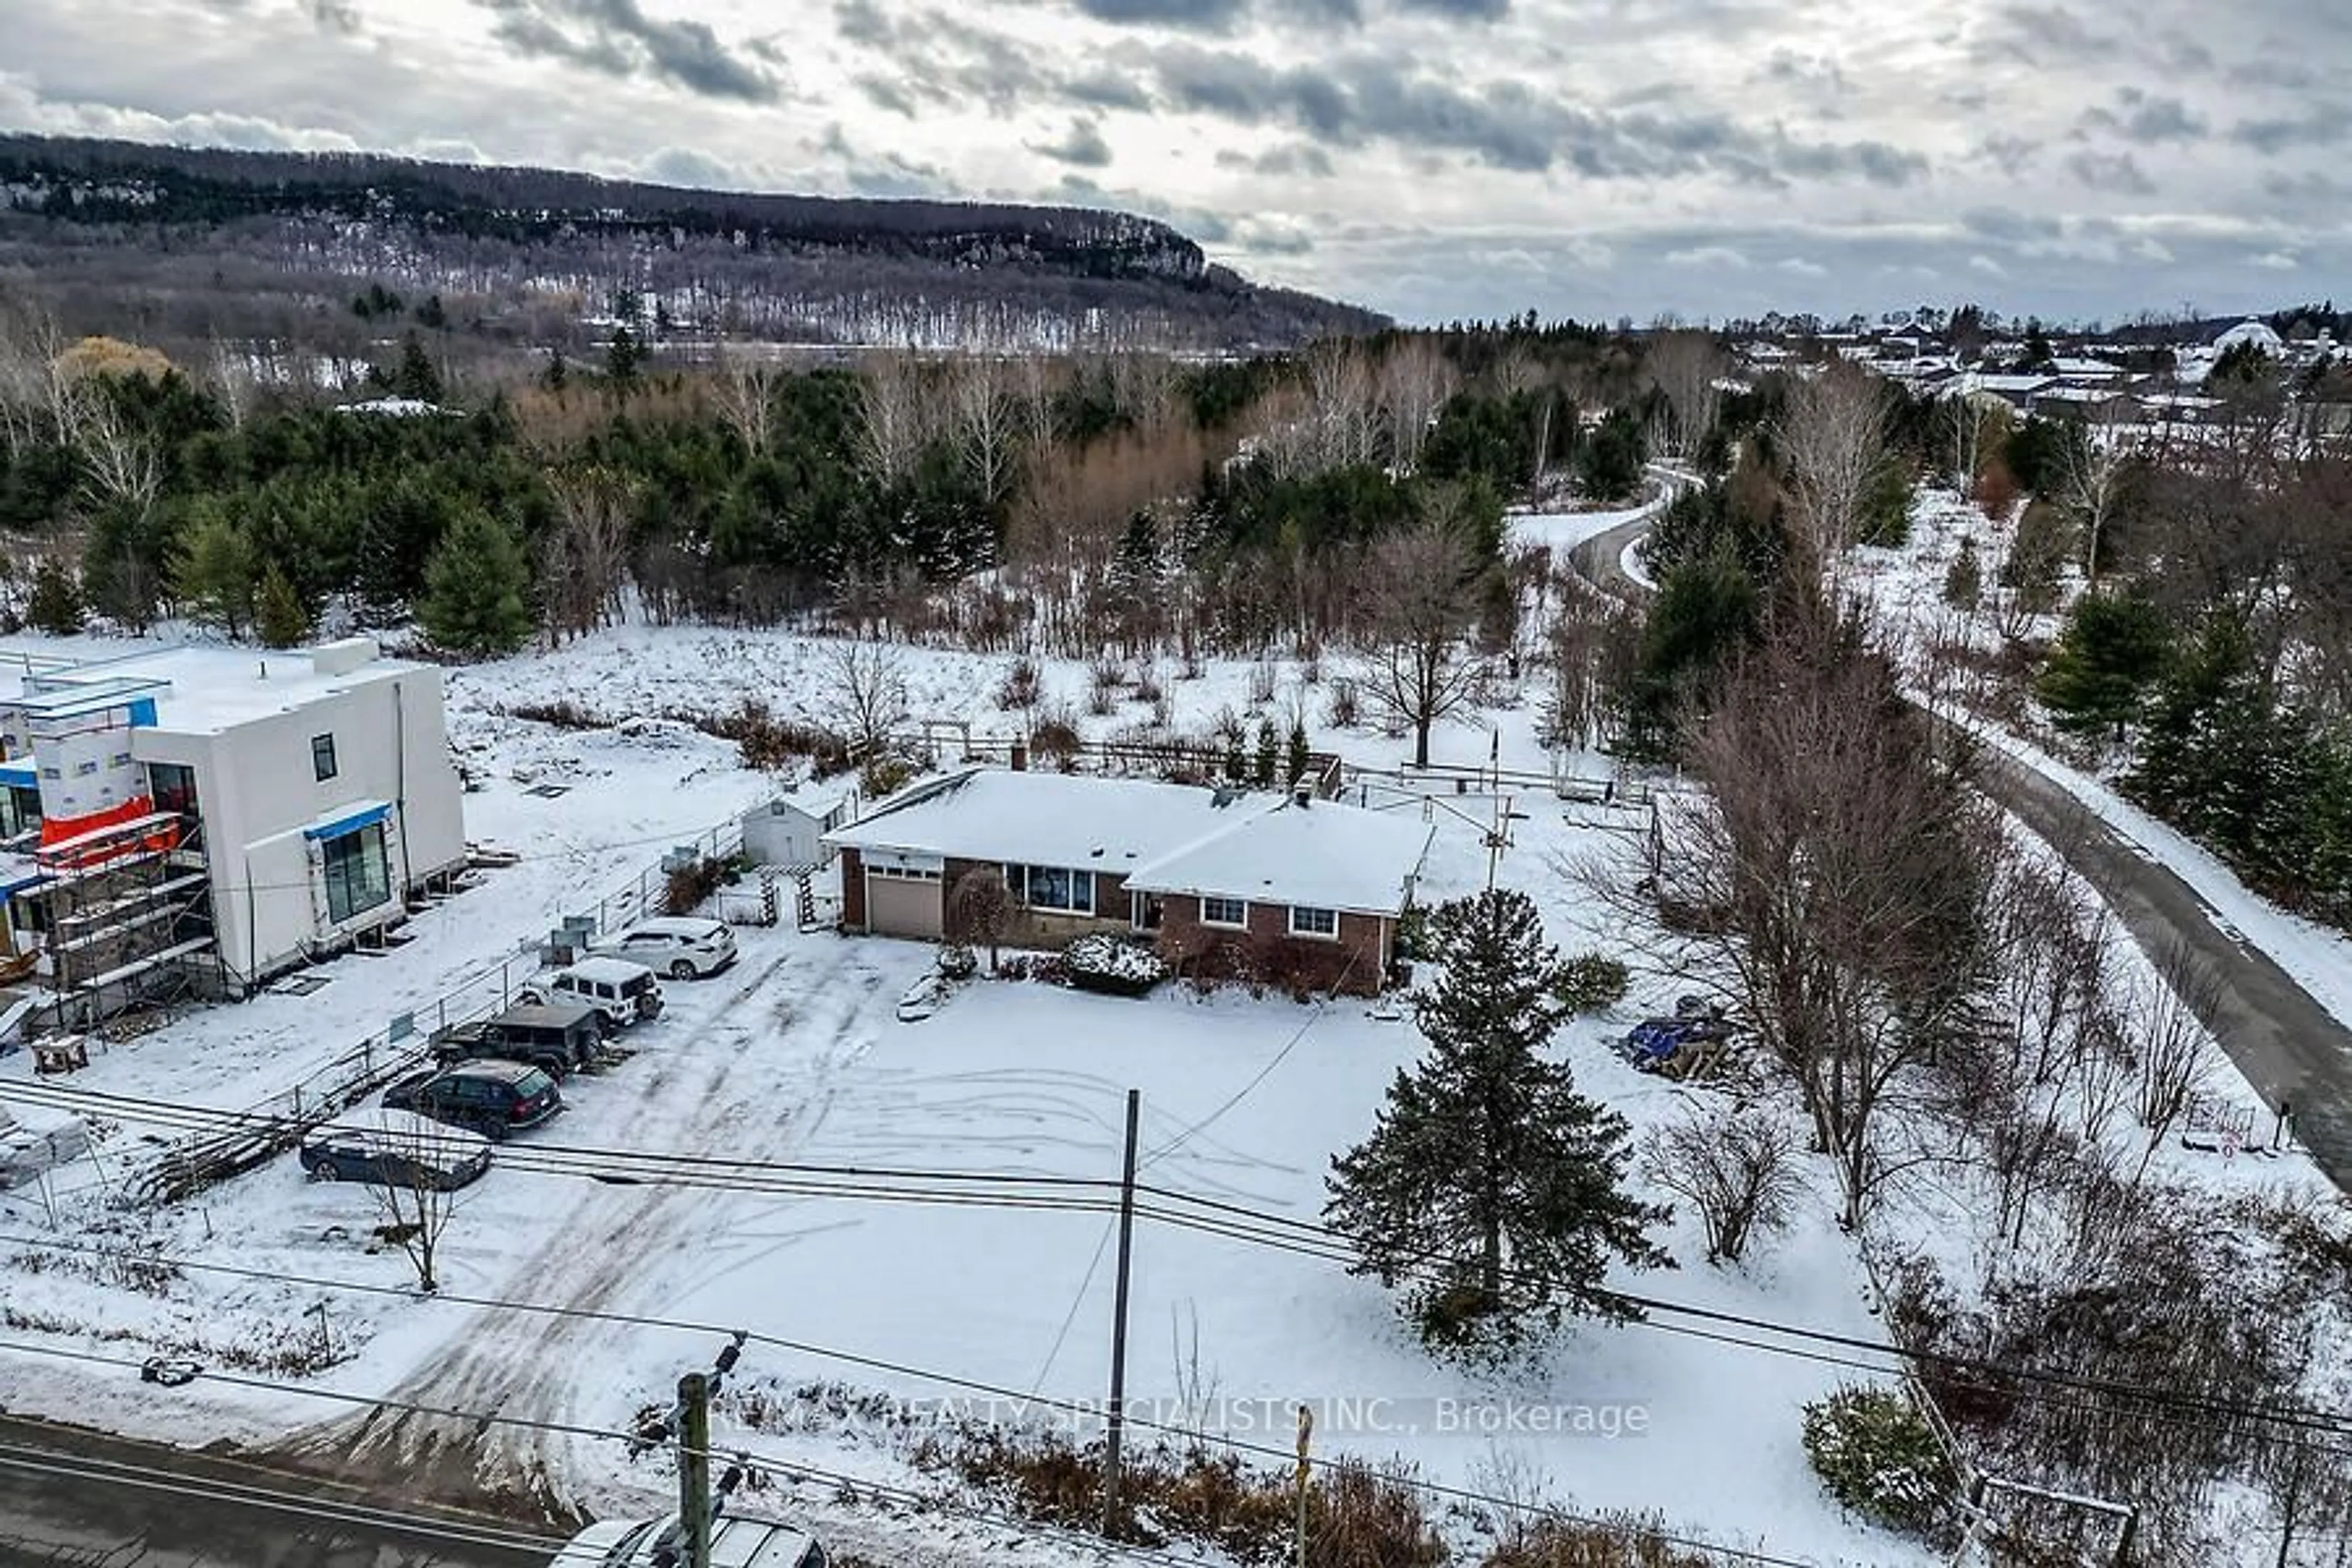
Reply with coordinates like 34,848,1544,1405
0,135,1384,361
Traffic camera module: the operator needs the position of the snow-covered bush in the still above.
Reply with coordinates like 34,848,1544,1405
1800,1384,1955,1538
1062,933,1167,997
936,941,978,981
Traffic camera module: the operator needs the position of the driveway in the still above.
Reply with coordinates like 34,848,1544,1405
1561,513,2352,1192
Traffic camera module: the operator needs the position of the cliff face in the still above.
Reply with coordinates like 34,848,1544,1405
0,136,1383,351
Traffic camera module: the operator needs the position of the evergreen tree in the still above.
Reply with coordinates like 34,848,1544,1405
418,507,533,657
541,349,570,394
170,510,258,638
1286,720,1311,787
390,331,443,405
2128,613,2308,880
25,558,85,636
2037,591,2174,741
1619,548,1758,760
1222,737,1245,782
604,325,646,394
1575,407,1647,502
1252,717,1278,787
1943,535,1983,609
255,565,313,649
1326,889,1672,1362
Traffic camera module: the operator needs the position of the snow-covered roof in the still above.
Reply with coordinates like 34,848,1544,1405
1970,373,2056,394
2214,318,2283,353
1125,794,1434,916
2032,385,2131,405
2049,356,2124,377
0,639,426,737
825,768,1433,916
334,397,453,417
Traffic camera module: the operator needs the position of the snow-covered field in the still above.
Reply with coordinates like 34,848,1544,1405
0,612,1932,1567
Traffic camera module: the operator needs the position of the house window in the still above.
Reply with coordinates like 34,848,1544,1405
1289,905,1339,938
321,823,392,924
1202,896,1248,929
1008,864,1094,916
312,734,339,782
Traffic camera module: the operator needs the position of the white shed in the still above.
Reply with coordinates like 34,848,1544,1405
742,790,856,869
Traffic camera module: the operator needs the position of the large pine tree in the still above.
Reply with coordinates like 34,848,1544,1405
418,507,533,657
1326,889,1671,1362
2037,589,2174,741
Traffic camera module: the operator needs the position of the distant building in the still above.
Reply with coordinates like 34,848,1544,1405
2214,318,2285,356
0,638,466,1020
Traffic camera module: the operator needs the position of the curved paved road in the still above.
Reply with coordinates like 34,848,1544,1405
1569,517,2352,1191
0,1414,550,1567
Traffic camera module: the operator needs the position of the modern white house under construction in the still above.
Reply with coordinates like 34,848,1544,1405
0,636,467,1020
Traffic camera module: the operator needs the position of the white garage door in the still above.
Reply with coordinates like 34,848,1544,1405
865,871,943,939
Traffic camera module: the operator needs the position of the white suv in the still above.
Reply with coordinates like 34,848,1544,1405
597,916,737,981
518,956,664,1032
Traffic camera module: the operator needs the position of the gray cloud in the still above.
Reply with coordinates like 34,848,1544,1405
2080,88,2206,144
1030,115,1113,166
1139,46,1923,184
2231,103,2352,153
477,0,779,100
2062,148,2156,195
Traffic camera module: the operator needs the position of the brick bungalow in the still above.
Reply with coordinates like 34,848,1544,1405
824,767,1434,996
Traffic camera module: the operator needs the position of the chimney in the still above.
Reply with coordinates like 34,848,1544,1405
1009,740,1028,772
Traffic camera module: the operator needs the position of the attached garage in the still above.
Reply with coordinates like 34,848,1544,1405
861,854,944,940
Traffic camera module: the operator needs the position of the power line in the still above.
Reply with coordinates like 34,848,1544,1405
0,1438,567,1556
0,1235,1819,1564
12,1069,2349,1446
0,1336,1274,1568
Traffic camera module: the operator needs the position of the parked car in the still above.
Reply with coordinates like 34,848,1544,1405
299,1109,492,1190
595,916,737,981
435,1002,604,1078
383,1060,563,1140
549,1515,826,1568
518,956,664,1031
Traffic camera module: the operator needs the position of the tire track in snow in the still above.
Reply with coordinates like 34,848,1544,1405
274,944,892,1520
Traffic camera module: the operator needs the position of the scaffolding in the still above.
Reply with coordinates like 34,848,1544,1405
29,806,226,1031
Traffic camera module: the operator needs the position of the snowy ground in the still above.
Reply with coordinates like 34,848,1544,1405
0,616,1928,1567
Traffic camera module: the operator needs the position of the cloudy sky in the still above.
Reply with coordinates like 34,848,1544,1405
4,0,2346,325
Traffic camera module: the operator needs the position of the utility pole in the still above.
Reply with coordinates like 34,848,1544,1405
1100,1088,1141,1538
679,1372,712,1568
1293,1404,1313,1568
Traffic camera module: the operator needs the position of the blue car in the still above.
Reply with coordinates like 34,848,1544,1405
299,1109,493,1190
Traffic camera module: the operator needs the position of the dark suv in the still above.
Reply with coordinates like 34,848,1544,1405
383,1060,563,1140
435,1003,603,1078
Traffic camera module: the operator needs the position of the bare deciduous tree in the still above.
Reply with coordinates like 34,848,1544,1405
821,639,910,759
2132,939,2220,1170
542,465,636,643
1643,1104,1805,1264
1379,337,1458,474
1941,393,2003,493
951,357,1019,507
855,349,929,484
711,343,777,456
1777,364,1893,584
2057,412,2131,591
1638,614,1999,1227
1355,510,1487,769
362,1119,474,1294
948,865,1014,972
1302,338,1382,470
1643,331,1725,461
